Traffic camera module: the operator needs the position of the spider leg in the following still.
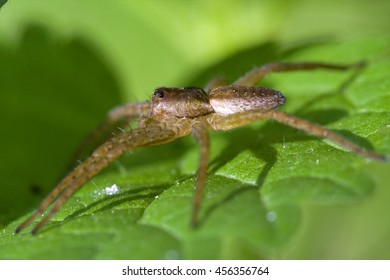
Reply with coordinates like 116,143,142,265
69,102,150,168
234,61,366,86
16,117,192,234
190,120,210,227
204,77,228,93
207,110,386,161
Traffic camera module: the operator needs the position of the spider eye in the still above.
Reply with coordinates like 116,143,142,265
154,89,164,98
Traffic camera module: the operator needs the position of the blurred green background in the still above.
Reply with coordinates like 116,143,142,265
0,0,389,259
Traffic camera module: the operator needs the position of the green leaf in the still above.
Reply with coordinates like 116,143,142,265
1,36,389,259
1,0,390,259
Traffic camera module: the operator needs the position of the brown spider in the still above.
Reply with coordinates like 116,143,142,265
16,61,386,234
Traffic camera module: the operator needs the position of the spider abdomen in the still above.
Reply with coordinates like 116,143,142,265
209,85,285,116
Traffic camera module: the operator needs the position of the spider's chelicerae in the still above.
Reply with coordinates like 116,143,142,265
16,61,386,234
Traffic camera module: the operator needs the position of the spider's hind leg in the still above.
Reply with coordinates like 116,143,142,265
234,61,366,86
207,109,385,161
204,77,228,93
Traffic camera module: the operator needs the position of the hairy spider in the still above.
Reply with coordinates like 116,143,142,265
16,61,386,234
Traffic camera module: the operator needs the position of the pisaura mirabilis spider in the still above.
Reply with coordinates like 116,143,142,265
16,61,386,234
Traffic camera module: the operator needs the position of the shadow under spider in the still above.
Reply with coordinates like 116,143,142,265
293,62,366,114
208,56,375,197
38,183,172,233
198,180,258,228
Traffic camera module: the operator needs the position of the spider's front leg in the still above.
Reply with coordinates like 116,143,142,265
69,102,150,168
207,110,386,161
16,117,192,234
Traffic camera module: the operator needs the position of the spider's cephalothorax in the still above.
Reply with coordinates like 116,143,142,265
16,61,386,234
151,87,213,119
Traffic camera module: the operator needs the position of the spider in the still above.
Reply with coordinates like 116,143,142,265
16,61,386,234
